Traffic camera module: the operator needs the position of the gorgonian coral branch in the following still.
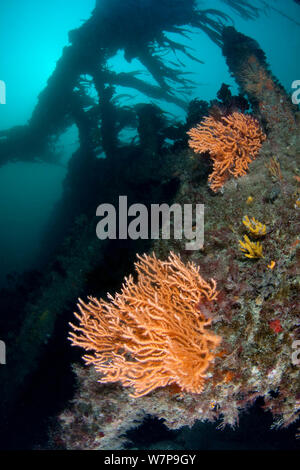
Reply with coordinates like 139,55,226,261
187,112,266,191
69,252,221,397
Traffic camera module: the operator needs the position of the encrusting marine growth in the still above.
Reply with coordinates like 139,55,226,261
239,234,264,259
242,215,266,236
187,112,266,191
69,252,221,397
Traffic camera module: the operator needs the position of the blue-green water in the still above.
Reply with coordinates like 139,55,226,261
0,1,299,285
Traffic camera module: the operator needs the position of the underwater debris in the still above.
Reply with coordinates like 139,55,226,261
69,252,221,397
222,27,298,144
187,112,266,192
0,1,263,169
59,18,299,453
239,234,264,259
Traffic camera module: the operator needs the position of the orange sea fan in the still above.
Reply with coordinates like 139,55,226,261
187,112,266,191
69,252,221,397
